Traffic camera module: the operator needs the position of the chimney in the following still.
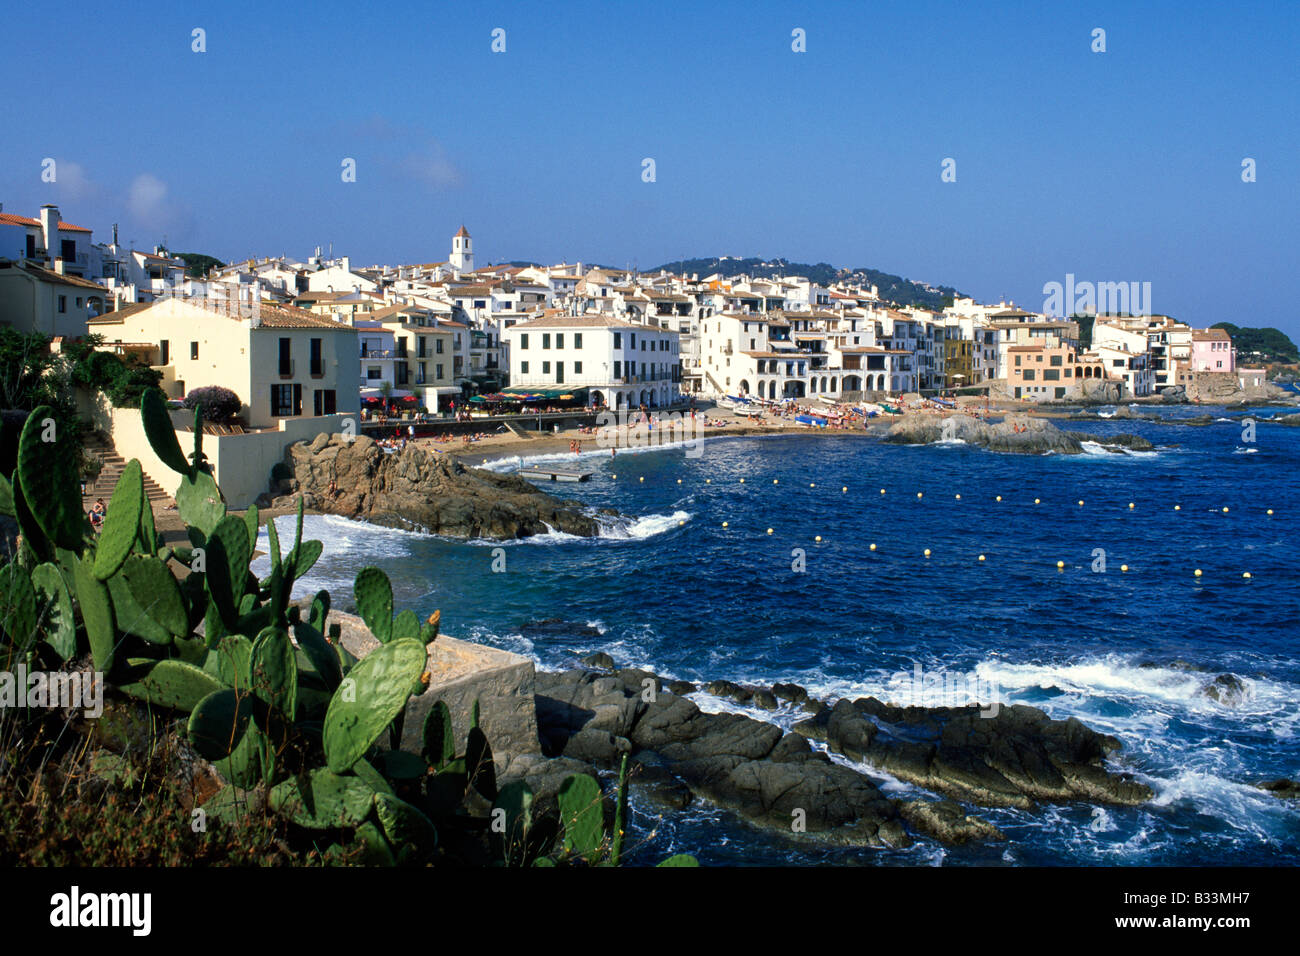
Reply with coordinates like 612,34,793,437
40,204,60,259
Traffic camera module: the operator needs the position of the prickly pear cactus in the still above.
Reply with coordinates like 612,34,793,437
92,460,143,580
353,567,393,643
322,637,427,773
18,405,86,552
140,389,192,476
557,773,604,861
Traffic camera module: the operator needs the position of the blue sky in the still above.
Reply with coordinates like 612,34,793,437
3,0,1296,333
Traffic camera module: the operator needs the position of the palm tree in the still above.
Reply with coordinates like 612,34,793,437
380,380,393,417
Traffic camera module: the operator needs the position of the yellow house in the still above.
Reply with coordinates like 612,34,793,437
89,296,359,429
365,303,461,409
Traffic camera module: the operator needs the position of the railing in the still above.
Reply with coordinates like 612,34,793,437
360,348,401,359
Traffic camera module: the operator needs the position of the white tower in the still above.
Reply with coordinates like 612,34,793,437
450,225,473,273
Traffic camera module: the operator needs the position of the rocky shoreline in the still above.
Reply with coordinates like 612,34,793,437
265,433,616,540
498,651,1155,850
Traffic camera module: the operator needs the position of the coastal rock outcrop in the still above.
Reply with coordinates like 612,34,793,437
275,433,613,539
522,658,1153,849
792,696,1153,808
884,414,1153,455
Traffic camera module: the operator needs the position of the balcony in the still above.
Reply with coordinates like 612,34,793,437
278,359,295,379
360,348,401,359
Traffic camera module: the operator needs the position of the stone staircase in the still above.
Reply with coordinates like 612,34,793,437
82,433,174,509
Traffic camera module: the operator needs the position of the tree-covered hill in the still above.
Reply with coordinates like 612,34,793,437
1211,323,1299,363
648,256,961,311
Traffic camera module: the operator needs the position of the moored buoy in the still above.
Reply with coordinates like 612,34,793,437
869,543,877,551
1194,568,1203,577
841,486,847,493
996,495,1002,502
1267,508,1273,515
1121,564,1129,572
1222,507,1229,513
1078,499,1084,507
639,476,644,482
955,493,961,499
1056,560,1065,569
1034,498,1040,504
722,521,728,528
917,492,923,499
978,554,985,562
766,527,773,535
923,548,931,557
815,535,822,542
773,479,779,485
1243,571,1252,579
1128,502,1135,510
1174,504,1180,511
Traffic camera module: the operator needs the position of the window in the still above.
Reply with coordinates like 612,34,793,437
190,341,199,360
436,339,444,354
160,340,169,365
271,383,300,417
367,367,382,380
614,333,622,349
1043,369,1060,381
542,333,551,349
521,361,529,374
614,360,622,378
313,389,336,416
1015,355,1021,366
436,363,444,379
630,333,636,349
555,333,564,349
574,333,582,349
520,333,529,349
61,239,76,261
310,338,323,375
1050,354,1062,366
57,295,66,313
278,337,291,375
574,361,583,374
542,361,551,373
1023,369,1036,381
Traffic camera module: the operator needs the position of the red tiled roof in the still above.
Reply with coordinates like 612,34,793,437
0,212,92,232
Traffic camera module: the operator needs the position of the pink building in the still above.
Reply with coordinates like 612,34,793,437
1191,328,1235,372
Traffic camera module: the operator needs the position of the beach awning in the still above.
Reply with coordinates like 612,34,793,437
499,386,587,400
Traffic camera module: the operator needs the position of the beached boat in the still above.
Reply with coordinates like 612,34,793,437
795,414,829,427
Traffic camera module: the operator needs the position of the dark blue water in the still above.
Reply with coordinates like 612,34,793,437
257,407,1300,866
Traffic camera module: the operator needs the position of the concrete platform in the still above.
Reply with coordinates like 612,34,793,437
332,611,543,772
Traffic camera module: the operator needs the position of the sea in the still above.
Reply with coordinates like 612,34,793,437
253,403,1300,866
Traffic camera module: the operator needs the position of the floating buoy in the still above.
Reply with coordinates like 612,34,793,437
766,527,773,535
917,492,924,499
880,488,886,495
1174,504,1181,511
1242,571,1252,579
773,479,779,485
1120,564,1129,572
978,554,985,562
722,521,728,528
810,483,816,488
705,479,711,484
739,478,745,484
1222,507,1229,513
841,486,847,493
1266,508,1273,515
869,543,877,551
1128,502,1135,510
996,495,1002,502
639,477,644,483
1194,569,1203,577
923,548,931,557
676,478,682,484
1056,560,1065,569
1034,498,1041,505
612,474,617,479
1078,500,1084,507
815,535,822,542
955,493,961,500
678,520,685,527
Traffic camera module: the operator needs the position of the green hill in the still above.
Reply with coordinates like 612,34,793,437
648,256,961,312
1211,323,1299,363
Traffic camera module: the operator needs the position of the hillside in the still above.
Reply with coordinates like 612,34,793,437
648,256,961,311
1211,323,1299,363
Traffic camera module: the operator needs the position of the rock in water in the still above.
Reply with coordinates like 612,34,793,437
885,413,1152,455
280,434,613,540
1200,673,1250,707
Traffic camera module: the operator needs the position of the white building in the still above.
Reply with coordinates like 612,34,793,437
503,314,680,409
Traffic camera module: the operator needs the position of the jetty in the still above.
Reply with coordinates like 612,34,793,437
519,464,593,483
